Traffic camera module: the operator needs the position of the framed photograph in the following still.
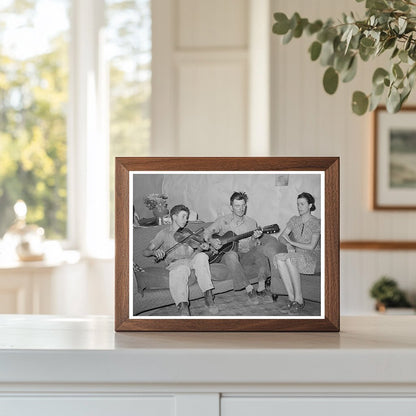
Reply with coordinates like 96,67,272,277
115,157,339,332
374,106,416,209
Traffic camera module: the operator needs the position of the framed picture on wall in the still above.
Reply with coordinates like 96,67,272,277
374,106,416,209
115,157,339,332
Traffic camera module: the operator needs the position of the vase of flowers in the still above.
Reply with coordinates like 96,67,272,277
143,193,169,225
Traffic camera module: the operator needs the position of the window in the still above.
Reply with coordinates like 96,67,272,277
0,0,151,252
106,0,151,237
0,0,70,239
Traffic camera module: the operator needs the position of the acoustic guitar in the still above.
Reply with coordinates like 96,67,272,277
208,224,280,263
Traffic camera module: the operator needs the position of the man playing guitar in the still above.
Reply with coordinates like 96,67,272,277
203,191,269,305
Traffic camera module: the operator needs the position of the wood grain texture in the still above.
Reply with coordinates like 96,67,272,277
341,241,416,250
114,159,130,330
115,157,340,332
325,157,340,331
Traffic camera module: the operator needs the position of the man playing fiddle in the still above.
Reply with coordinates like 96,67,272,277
143,204,218,316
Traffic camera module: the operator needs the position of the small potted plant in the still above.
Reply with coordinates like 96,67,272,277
143,193,169,224
369,276,412,313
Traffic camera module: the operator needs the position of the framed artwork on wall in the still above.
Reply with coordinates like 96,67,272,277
115,157,339,332
374,106,416,210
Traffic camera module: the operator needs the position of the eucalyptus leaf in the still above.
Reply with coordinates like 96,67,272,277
345,25,359,52
360,37,375,48
323,67,339,94
399,50,408,63
342,56,358,82
366,0,388,10
401,88,411,105
290,13,301,30
398,17,407,34
386,87,401,112
393,63,404,79
409,45,416,60
372,68,389,85
341,26,352,42
307,20,323,35
369,30,380,44
334,52,352,72
320,40,335,66
407,64,416,88
350,32,361,49
408,63,416,77
359,44,375,61
325,27,338,42
346,13,356,24
393,0,410,12
373,82,385,96
383,37,396,50
309,41,322,61
391,47,399,59
369,92,383,111
405,34,413,51
396,80,404,89
282,29,294,44
273,13,290,35
317,29,329,43
333,35,341,52
391,21,400,34
352,91,369,115
293,18,308,38
408,71,416,88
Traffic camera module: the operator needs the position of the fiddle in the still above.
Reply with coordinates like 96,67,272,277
154,227,212,262
174,227,206,249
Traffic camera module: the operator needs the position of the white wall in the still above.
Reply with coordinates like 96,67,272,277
152,0,267,156
133,173,322,227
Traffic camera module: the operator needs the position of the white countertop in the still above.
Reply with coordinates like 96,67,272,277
0,315,415,388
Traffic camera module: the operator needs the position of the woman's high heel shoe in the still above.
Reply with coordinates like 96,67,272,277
288,301,305,315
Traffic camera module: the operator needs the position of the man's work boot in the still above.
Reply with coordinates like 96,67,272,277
204,289,219,314
178,302,190,316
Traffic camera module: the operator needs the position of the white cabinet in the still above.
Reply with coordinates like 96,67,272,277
1,397,175,416
0,316,415,415
221,398,416,416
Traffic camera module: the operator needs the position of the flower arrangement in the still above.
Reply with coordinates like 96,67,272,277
143,193,168,210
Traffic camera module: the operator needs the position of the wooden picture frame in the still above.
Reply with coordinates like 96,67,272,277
115,157,339,332
373,106,416,210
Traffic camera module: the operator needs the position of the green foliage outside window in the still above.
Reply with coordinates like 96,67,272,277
0,1,69,238
0,0,151,240
107,0,151,237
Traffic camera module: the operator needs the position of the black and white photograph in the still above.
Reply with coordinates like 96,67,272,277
130,171,324,319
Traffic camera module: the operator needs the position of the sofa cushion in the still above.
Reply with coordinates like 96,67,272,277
135,263,230,294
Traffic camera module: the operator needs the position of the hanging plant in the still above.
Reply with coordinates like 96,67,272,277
272,0,416,115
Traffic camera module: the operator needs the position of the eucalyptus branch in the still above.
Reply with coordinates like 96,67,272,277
272,0,416,115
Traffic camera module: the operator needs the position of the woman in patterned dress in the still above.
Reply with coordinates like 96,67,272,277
273,192,321,315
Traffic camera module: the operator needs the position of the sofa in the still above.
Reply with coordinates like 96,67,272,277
132,221,321,315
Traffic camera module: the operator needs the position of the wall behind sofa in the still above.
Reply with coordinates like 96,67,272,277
133,173,322,230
